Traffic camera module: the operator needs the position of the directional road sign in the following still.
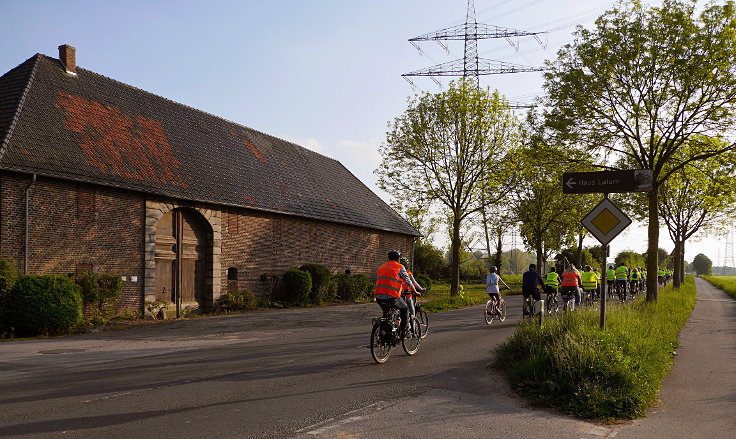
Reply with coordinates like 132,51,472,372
580,198,632,245
562,169,653,194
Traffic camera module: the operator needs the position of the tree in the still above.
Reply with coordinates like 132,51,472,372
614,250,646,270
413,241,448,280
691,253,713,276
659,150,736,287
544,0,736,301
555,247,595,269
377,80,521,296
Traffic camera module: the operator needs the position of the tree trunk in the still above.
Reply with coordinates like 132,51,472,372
494,227,503,274
680,238,686,284
577,233,585,268
646,184,659,301
672,239,682,289
536,240,544,273
450,215,462,297
481,207,493,272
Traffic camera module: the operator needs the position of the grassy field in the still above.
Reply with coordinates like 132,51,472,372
496,276,697,421
700,275,736,300
420,274,523,313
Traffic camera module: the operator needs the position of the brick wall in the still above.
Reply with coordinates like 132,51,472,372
0,172,145,313
0,171,416,311
220,209,414,298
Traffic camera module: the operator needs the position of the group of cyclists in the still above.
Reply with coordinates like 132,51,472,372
529,261,674,309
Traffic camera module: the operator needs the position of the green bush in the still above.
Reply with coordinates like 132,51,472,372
74,272,123,326
299,263,332,304
414,274,433,292
334,273,374,302
217,289,256,312
6,274,83,336
281,269,312,305
0,259,20,333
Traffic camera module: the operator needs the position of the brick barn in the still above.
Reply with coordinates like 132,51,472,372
0,45,419,317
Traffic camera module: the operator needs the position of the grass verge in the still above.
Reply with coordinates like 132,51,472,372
495,276,697,421
700,275,736,300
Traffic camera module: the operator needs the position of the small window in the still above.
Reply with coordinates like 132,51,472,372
227,268,238,281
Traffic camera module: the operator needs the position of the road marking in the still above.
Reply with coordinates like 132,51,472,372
82,392,132,403
295,401,394,435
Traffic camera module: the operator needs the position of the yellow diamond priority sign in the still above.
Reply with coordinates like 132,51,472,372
581,198,632,245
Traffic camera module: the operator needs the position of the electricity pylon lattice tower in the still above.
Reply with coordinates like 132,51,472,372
403,0,544,107
725,230,735,271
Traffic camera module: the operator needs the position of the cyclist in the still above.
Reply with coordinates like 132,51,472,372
544,266,560,306
375,250,416,337
521,264,545,316
630,267,642,297
560,264,582,307
657,267,665,286
592,267,601,302
485,266,510,315
580,265,598,304
616,263,629,300
399,257,425,322
606,265,616,298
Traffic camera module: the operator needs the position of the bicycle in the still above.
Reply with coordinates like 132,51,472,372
545,289,559,315
522,293,544,325
413,298,429,338
370,307,421,364
483,292,507,325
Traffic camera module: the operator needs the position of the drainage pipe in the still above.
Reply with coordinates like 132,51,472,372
24,174,36,275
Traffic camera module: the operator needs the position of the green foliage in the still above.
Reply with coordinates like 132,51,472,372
333,273,373,302
299,263,332,304
701,275,736,300
691,254,713,276
217,289,256,312
413,241,448,280
497,277,697,420
414,274,432,292
0,259,20,333
74,272,123,326
6,275,83,336
377,79,522,297
614,251,646,269
280,269,312,306
144,299,174,320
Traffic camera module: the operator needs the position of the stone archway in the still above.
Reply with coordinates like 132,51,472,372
144,201,221,318
154,208,211,313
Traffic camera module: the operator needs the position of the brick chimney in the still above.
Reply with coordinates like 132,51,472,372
58,44,76,75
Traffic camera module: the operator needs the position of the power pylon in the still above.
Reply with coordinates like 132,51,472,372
403,0,544,104
725,230,735,271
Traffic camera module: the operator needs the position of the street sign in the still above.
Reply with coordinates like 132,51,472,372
562,169,653,194
580,198,632,245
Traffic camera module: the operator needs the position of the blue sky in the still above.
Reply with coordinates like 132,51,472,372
1,0,728,265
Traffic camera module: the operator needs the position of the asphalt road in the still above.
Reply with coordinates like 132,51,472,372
0,283,732,438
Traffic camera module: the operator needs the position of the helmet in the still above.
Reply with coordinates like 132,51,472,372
489,266,497,273
387,250,401,261
399,257,409,266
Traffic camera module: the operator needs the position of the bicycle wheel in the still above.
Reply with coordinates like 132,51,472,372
370,323,392,364
402,316,421,355
497,300,506,322
546,296,558,315
416,306,429,337
484,301,494,325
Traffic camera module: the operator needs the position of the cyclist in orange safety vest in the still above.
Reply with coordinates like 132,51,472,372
399,257,425,321
560,265,583,306
375,250,416,336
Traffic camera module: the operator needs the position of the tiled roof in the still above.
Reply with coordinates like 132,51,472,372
0,54,420,237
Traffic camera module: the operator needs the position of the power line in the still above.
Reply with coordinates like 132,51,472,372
402,0,545,98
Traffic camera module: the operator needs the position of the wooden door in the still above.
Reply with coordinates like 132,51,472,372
154,209,209,312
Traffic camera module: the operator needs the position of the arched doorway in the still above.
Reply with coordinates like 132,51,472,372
154,208,212,315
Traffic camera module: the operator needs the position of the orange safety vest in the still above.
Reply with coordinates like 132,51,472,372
375,260,403,298
402,270,414,299
560,271,581,287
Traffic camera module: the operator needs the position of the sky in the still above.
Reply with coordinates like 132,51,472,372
1,0,731,266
